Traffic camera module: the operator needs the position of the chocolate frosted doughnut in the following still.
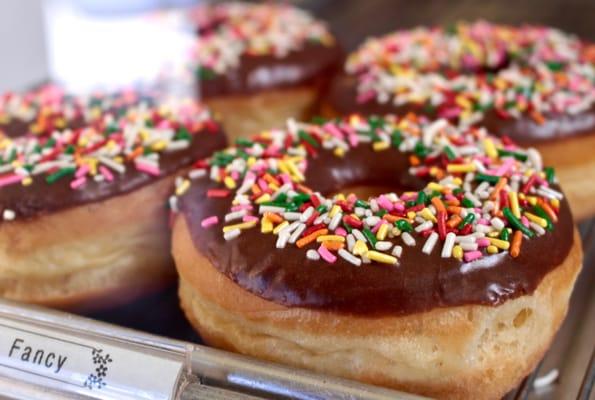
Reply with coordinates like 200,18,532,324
172,114,582,399
188,2,342,138
323,21,595,219
0,87,226,309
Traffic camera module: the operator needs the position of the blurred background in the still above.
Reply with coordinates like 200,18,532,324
1,0,594,92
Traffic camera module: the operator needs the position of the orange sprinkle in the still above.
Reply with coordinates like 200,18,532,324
530,111,545,125
296,184,313,195
538,199,558,223
409,155,420,166
264,212,283,224
445,197,460,206
296,229,328,248
510,230,523,258
490,177,508,200
447,215,463,228
447,206,462,215
431,197,446,214
251,184,262,195
263,173,280,186
126,146,143,161
382,214,399,223
322,241,344,251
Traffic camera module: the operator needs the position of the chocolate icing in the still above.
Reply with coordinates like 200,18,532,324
0,127,227,220
198,42,343,99
326,74,595,145
179,144,574,316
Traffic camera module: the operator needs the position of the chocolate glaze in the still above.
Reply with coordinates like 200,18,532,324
326,74,595,145
179,144,575,316
0,128,227,220
198,42,344,99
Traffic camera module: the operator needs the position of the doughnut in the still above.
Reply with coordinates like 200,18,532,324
0,86,226,309
188,2,342,139
171,114,582,399
323,21,595,220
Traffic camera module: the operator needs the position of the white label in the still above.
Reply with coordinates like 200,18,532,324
0,318,184,400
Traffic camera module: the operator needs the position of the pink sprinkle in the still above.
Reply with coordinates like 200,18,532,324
371,220,384,234
334,227,347,236
0,174,23,187
393,203,405,212
476,238,490,247
444,194,457,202
135,162,160,176
70,176,86,189
243,215,258,223
99,166,114,182
478,218,489,225
356,90,376,104
258,178,269,191
323,123,344,139
201,216,219,228
377,195,394,211
75,164,90,178
318,244,337,263
521,216,530,228
279,173,292,185
231,204,253,211
464,251,483,262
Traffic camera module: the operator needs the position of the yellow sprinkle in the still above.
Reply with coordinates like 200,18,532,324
508,192,520,218
151,140,166,151
453,177,463,185
483,139,497,159
456,95,472,109
407,211,416,219
175,179,190,196
352,240,368,256
334,147,345,157
335,193,346,201
527,196,538,206
446,164,476,173
224,176,236,190
488,237,510,250
365,251,398,265
255,193,271,204
317,235,345,243
427,182,443,192
373,141,390,151
420,208,437,222
272,221,289,234
551,198,560,208
285,159,305,182
247,157,256,167
524,212,548,228
261,218,273,233
487,231,500,238
391,227,401,236
487,245,499,254
453,245,463,260
376,224,389,240
22,177,33,186
222,220,257,233
329,205,341,218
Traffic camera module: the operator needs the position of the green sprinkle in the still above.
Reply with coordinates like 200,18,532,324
377,209,388,217
503,207,535,238
444,145,456,160
175,126,191,141
355,200,370,209
414,141,429,158
533,206,553,230
461,198,474,208
362,227,377,246
43,138,56,149
545,61,564,71
497,149,527,162
499,228,510,241
475,173,500,184
458,213,475,229
298,130,319,148
544,167,555,184
235,138,253,147
197,67,217,80
46,167,75,184
316,205,328,213
64,145,75,155
311,116,326,125
395,219,413,232
416,191,427,206
292,193,310,205
391,130,403,147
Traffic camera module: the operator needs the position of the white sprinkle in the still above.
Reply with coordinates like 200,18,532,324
537,186,564,200
224,229,241,241
300,206,314,222
259,206,286,214
328,212,343,231
423,118,448,146
346,234,356,252
415,220,433,232
364,216,380,226
441,232,456,258
475,224,493,234
306,249,320,260
352,229,366,243
527,148,542,171
422,232,439,254
338,249,362,266
225,210,247,222
465,192,482,207
402,232,416,247
168,196,179,212
283,212,301,221
98,156,126,174
2,209,16,221
530,222,546,236
279,221,300,236
392,245,403,257
288,223,306,244
460,242,479,251
491,217,505,230
375,241,393,251
276,232,290,249
533,369,558,389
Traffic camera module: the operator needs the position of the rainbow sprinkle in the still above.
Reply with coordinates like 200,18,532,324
346,21,595,126
173,114,564,267
189,2,335,78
